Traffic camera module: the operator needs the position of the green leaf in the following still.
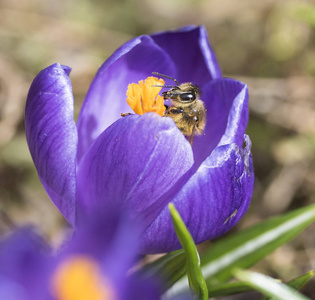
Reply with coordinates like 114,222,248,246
165,271,314,298
201,204,315,283
169,203,208,300
164,204,315,298
234,269,310,300
262,270,314,300
288,270,314,290
208,281,253,297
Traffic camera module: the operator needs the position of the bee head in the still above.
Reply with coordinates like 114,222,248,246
163,84,200,104
151,73,200,104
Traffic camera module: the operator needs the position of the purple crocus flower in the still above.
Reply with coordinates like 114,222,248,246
0,210,162,300
25,25,254,254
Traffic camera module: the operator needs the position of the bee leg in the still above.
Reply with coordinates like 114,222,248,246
164,107,183,117
121,112,132,117
166,108,184,114
189,117,198,146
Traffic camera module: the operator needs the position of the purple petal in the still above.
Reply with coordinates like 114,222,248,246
76,113,194,229
59,209,138,294
25,63,77,225
0,228,52,299
124,276,162,300
140,135,254,253
193,78,249,168
76,36,177,161
61,207,162,300
151,25,222,85
0,276,27,300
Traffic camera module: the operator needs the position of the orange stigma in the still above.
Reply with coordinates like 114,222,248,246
126,76,166,116
51,255,115,300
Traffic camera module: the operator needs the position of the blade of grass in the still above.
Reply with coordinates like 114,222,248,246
201,205,315,282
208,281,253,297
164,204,315,298
262,270,314,300
234,269,310,300
169,203,208,300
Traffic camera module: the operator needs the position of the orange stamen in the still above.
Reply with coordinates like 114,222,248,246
126,76,165,116
51,255,115,300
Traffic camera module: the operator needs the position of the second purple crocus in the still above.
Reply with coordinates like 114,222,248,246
25,25,254,254
0,209,162,300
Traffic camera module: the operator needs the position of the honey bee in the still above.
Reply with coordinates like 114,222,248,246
152,72,206,145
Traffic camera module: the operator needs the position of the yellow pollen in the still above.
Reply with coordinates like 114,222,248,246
126,76,166,116
51,255,115,300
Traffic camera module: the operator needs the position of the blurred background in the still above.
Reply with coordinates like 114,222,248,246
0,0,315,298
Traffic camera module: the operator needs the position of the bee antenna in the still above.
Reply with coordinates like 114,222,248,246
152,85,179,88
152,72,179,86
152,85,178,88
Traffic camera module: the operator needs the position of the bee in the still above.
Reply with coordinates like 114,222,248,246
152,72,206,146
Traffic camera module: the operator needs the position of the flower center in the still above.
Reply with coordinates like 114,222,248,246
126,76,166,116
51,255,115,300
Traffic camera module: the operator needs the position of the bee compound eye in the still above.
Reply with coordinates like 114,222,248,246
180,92,196,101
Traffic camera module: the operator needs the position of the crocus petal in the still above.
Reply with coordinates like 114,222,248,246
0,276,27,300
57,210,137,296
25,63,77,225
193,78,249,168
76,113,194,229
140,135,254,253
0,228,52,299
125,276,162,300
151,25,222,85
76,36,177,161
